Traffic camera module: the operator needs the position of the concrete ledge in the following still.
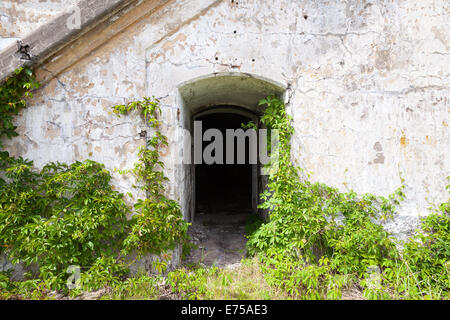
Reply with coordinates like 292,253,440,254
0,0,136,82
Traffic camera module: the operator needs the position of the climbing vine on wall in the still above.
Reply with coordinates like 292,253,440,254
0,67,40,148
112,97,189,260
246,96,449,299
0,71,188,297
0,68,132,294
0,67,448,299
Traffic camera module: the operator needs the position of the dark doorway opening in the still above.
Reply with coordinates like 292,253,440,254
195,112,253,214
185,111,256,267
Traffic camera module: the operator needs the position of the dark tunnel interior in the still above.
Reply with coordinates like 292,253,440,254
195,112,253,215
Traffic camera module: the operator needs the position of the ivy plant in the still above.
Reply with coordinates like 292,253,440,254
112,97,189,260
0,67,40,148
246,96,449,299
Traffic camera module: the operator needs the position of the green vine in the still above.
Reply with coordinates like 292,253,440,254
0,72,188,297
112,97,189,259
0,68,447,300
247,96,449,299
0,67,40,148
0,69,131,295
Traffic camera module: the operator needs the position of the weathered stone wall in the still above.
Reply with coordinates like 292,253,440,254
3,0,449,240
0,0,68,38
0,0,68,49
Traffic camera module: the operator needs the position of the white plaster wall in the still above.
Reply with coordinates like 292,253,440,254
3,0,449,239
0,0,70,39
0,0,69,51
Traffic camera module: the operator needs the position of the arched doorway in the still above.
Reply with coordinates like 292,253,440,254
176,73,286,266
177,72,286,223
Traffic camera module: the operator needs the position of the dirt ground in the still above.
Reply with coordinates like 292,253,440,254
183,204,252,268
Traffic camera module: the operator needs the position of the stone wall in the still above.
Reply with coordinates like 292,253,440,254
0,0,68,38
0,0,68,50
2,0,449,240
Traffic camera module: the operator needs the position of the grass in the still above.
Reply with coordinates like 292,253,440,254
3,256,446,300
100,275,162,300
99,258,292,300
199,259,292,300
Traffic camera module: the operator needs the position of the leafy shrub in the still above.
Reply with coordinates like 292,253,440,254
101,273,161,300
113,97,189,259
402,205,449,293
0,67,40,147
0,159,130,291
167,267,218,300
247,96,449,299
0,69,188,296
